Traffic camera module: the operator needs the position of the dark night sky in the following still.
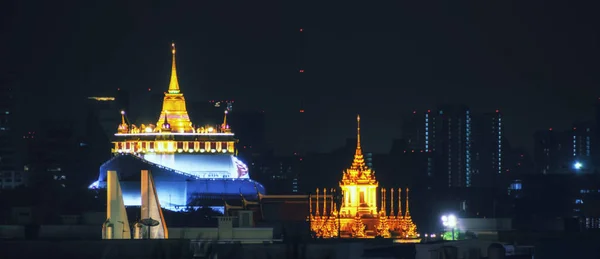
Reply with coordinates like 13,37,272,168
2,0,600,155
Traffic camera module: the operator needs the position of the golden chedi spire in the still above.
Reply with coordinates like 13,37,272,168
339,115,378,218
156,42,194,133
168,42,180,94
351,115,367,170
342,115,374,182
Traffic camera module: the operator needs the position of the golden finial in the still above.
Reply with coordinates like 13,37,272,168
168,42,180,94
405,188,411,217
118,110,129,133
309,193,313,216
323,188,327,216
120,110,126,125
222,110,228,129
350,114,366,170
316,188,320,216
390,188,395,217
398,188,402,218
356,114,361,148
380,188,384,214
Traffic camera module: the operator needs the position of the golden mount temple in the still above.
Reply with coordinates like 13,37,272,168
309,115,419,241
90,43,262,210
114,42,235,155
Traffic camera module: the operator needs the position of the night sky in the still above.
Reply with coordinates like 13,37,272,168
3,0,600,155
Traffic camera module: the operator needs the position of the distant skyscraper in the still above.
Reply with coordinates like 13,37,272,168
87,96,119,139
571,122,594,171
402,110,427,150
433,105,472,188
0,81,15,172
0,79,23,188
533,128,571,174
472,111,504,188
402,106,474,188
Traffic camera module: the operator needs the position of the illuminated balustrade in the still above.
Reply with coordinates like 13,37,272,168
112,141,236,154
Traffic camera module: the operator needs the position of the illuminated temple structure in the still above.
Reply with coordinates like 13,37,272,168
90,43,265,211
309,116,419,241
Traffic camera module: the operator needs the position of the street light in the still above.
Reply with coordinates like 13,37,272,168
573,161,583,170
441,214,457,240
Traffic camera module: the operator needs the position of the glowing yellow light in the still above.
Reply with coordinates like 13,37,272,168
88,97,115,101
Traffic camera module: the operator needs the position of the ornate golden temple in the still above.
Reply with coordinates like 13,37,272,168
112,43,236,155
309,115,419,241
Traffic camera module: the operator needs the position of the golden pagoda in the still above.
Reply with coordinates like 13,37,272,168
309,115,419,241
155,43,194,133
111,43,236,156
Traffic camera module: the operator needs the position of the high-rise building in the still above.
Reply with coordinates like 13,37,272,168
86,97,119,139
23,120,78,188
533,128,571,174
472,111,504,188
402,110,427,150
505,147,534,176
0,79,22,189
432,105,473,188
0,81,15,172
402,106,473,188
571,122,594,171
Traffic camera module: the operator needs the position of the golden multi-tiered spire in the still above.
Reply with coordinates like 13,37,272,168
339,115,378,217
405,188,411,218
351,115,367,170
156,42,194,133
342,115,375,182
168,42,180,94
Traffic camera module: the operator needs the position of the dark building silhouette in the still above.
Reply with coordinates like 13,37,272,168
533,128,572,174
505,147,535,176
512,174,600,231
432,105,473,188
86,97,120,140
116,88,130,113
471,111,505,188
0,79,23,188
402,106,474,188
571,121,594,172
402,110,427,150
23,120,87,188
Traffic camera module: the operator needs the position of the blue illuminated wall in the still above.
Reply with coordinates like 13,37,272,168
93,154,265,211
142,153,250,179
